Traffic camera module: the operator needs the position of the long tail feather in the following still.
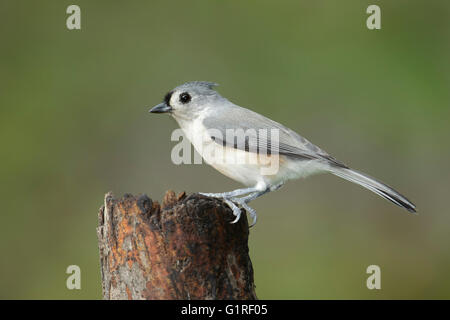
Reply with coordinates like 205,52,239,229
330,167,416,213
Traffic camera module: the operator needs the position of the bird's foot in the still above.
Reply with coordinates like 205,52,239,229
200,192,257,227
224,196,257,227
232,197,257,227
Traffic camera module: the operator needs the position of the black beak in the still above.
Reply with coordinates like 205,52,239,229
149,103,172,114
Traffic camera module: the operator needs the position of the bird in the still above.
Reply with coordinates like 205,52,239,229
149,81,416,226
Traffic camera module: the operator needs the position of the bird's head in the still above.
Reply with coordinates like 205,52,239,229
149,81,221,120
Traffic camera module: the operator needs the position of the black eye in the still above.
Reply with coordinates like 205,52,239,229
179,92,191,104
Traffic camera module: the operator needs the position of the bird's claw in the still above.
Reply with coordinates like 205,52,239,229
222,198,242,224
223,197,257,227
241,202,257,227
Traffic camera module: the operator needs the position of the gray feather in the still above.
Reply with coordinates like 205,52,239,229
330,167,416,213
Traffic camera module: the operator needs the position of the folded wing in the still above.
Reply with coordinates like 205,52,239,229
202,104,348,168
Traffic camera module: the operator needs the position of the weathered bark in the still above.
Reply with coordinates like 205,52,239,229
97,190,257,300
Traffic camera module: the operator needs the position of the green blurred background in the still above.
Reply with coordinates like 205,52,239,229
1,0,449,299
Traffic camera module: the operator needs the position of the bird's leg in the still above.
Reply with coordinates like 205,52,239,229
238,182,284,203
199,187,258,199
269,182,284,192
230,182,285,227
200,183,284,227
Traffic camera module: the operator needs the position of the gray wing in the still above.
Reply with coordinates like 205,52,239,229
202,104,348,168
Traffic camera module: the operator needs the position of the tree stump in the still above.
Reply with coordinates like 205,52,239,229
96,191,257,300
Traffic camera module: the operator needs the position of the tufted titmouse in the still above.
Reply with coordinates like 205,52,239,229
150,81,416,226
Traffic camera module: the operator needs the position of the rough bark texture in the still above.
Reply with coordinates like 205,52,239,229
97,190,257,300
